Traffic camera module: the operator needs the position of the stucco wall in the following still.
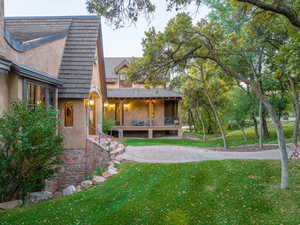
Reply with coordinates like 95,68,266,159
59,99,87,149
8,73,22,100
0,72,23,115
0,37,66,78
0,71,9,115
104,99,165,126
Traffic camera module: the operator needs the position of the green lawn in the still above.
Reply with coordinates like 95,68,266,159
1,160,300,225
123,121,295,148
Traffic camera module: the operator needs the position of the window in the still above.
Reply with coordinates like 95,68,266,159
24,80,56,107
119,73,126,81
64,102,74,127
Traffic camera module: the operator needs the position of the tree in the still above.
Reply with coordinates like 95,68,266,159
126,13,289,189
235,0,300,29
0,101,64,202
87,0,300,29
88,0,298,190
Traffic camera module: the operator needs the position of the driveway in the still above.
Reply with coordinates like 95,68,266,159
121,145,283,163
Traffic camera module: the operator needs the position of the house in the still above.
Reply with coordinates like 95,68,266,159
104,57,183,138
0,0,114,188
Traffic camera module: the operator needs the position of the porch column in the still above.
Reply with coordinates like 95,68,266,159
148,129,153,138
149,100,153,126
120,100,124,126
118,129,124,139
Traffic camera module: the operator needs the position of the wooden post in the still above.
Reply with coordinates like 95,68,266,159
149,100,153,127
120,100,124,126
148,129,153,138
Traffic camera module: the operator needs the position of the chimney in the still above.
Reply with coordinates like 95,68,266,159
0,0,4,38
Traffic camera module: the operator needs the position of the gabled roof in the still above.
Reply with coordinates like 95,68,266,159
104,57,134,81
5,16,105,99
107,88,182,99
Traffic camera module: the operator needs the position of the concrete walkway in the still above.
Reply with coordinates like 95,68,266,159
121,145,284,163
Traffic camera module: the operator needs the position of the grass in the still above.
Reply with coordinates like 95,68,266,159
1,160,300,225
123,121,295,148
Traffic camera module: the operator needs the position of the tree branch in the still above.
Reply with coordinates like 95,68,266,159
238,0,300,29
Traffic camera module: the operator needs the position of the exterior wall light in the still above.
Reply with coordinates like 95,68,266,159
89,99,95,106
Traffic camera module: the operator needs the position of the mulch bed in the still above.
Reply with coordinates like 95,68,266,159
209,145,278,152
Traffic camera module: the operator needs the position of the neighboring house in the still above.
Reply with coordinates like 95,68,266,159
104,57,183,138
0,0,108,187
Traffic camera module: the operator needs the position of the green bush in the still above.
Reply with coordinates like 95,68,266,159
0,101,64,202
103,117,115,134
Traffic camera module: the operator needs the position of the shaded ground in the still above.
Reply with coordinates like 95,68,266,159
1,161,300,225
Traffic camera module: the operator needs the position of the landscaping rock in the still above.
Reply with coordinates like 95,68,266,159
108,168,118,175
102,171,112,178
113,160,121,165
53,191,62,198
92,176,106,184
63,185,76,196
115,156,125,162
81,180,93,189
76,185,82,192
111,147,125,156
0,200,23,209
25,191,53,205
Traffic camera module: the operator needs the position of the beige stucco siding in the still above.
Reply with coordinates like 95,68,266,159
104,99,165,126
124,100,148,125
8,73,23,100
0,71,9,115
0,37,66,77
0,72,23,115
59,99,87,149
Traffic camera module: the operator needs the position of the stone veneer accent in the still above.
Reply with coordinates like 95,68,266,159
45,135,125,193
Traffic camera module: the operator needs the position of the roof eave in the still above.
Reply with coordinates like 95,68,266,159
12,63,63,86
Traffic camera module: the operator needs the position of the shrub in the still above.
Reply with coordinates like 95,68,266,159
0,101,64,202
103,117,115,134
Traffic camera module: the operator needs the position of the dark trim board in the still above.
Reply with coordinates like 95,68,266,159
12,63,63,86
0,58,12,72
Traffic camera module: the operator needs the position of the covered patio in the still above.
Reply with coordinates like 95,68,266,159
105,88,183,138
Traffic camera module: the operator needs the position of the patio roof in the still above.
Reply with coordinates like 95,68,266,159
107,88,182,99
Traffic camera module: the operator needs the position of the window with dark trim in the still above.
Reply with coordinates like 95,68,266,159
23,80,56,107
64,102,74,127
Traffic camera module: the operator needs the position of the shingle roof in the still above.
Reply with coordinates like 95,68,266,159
58,16,102,98
107,88,182,99
5,16,104,99
5,17,72,51
104,57,134,80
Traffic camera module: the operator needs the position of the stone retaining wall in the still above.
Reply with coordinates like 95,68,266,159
45,136,115,193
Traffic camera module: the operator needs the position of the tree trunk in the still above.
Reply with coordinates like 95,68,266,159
288,77,300,146
195,108,207,142
189,109,196,132
240,124,247,142
213,57,288,189
259,100,264,149
262,109,270,139
292,100,300,146
205,92,228,149
252,114,259,139
268,110,289,189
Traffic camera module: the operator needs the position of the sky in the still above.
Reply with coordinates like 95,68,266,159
5,0,210,57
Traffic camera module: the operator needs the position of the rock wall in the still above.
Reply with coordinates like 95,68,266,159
45,135,125,193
